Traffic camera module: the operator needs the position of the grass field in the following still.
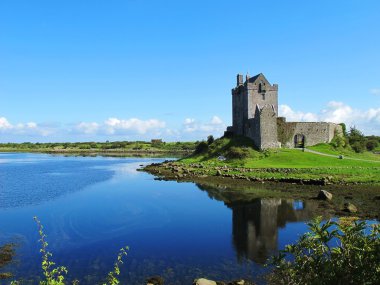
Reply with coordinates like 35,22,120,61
175,136,380,184
181,137,380,168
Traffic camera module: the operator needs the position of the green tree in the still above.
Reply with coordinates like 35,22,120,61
339,123,347,136
347,127,367,153
207,135,215,145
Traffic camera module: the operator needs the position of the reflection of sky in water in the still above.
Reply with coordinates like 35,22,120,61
292,200,304,210
0,153,339,285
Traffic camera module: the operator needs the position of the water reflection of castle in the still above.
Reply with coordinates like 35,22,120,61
195,184,317,264
230,199,315,264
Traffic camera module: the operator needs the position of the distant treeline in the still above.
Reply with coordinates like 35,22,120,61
0,140,198,152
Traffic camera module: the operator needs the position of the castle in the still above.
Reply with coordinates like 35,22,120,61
226,73,342,149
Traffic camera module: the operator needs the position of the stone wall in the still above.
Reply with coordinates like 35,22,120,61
246,117,261,148
247,81,278,119
258,105,278,149
232,85,246,135
277,117,343,148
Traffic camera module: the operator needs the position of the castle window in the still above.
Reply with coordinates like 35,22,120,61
259,81,266,93
262,93,265,100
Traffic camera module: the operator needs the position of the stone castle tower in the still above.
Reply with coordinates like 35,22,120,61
230,73,279,149
227,73,342,149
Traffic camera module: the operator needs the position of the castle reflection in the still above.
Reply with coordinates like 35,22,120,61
194,182,317,264
230,199,315,264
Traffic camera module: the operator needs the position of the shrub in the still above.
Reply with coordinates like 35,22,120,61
226,146,250,159
207,135,214,145
268,217,380,285
330,131,347,148
194,141,209,154
351,141,365,153
339,123,347,136
366,140,379,151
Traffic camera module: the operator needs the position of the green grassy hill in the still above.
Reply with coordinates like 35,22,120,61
182,136,380,168
177,136,380,184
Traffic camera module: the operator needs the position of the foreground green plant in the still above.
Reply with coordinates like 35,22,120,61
268,216,380,285
11,217,129,284
103,247,129,285
33,216,68,285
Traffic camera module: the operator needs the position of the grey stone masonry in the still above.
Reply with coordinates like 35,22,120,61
227,73,342,149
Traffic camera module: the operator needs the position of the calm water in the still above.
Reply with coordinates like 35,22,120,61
0,153,316,284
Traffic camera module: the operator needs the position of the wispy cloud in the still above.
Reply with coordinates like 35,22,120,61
183,116,226,134
2,102,380,142
0,117,55,137
370,88,380,95
73,118,166,136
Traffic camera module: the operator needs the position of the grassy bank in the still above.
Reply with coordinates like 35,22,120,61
143,136,380,219
167,136,380,184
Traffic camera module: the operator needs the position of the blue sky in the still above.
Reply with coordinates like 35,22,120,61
1,0,379,142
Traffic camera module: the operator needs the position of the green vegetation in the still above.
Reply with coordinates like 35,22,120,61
346,127,380,153
33,217,68,285
167,134,380,184
9,217,129,285
268,217,380,285
0,140,196,155
183,135,380,167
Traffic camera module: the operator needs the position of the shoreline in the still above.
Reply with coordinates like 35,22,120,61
0,149,191,157
143,161,380,220
143,160,380,186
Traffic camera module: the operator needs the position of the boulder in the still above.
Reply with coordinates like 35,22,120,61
344,202,358,213
193,278,217,285
317,190,333,201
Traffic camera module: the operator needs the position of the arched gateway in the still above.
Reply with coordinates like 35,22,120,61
294,134,305,148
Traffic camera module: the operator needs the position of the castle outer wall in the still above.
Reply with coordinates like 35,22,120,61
277,117,343,148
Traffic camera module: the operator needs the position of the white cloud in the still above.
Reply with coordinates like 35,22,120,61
74,117,166,136
75,122,100,134
370,88,380,95
183,116,226,135
103,118,166,135
279,105,318,122
0,117,12,130
0,117,54,136
210,115,223,125
280,102,380,135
